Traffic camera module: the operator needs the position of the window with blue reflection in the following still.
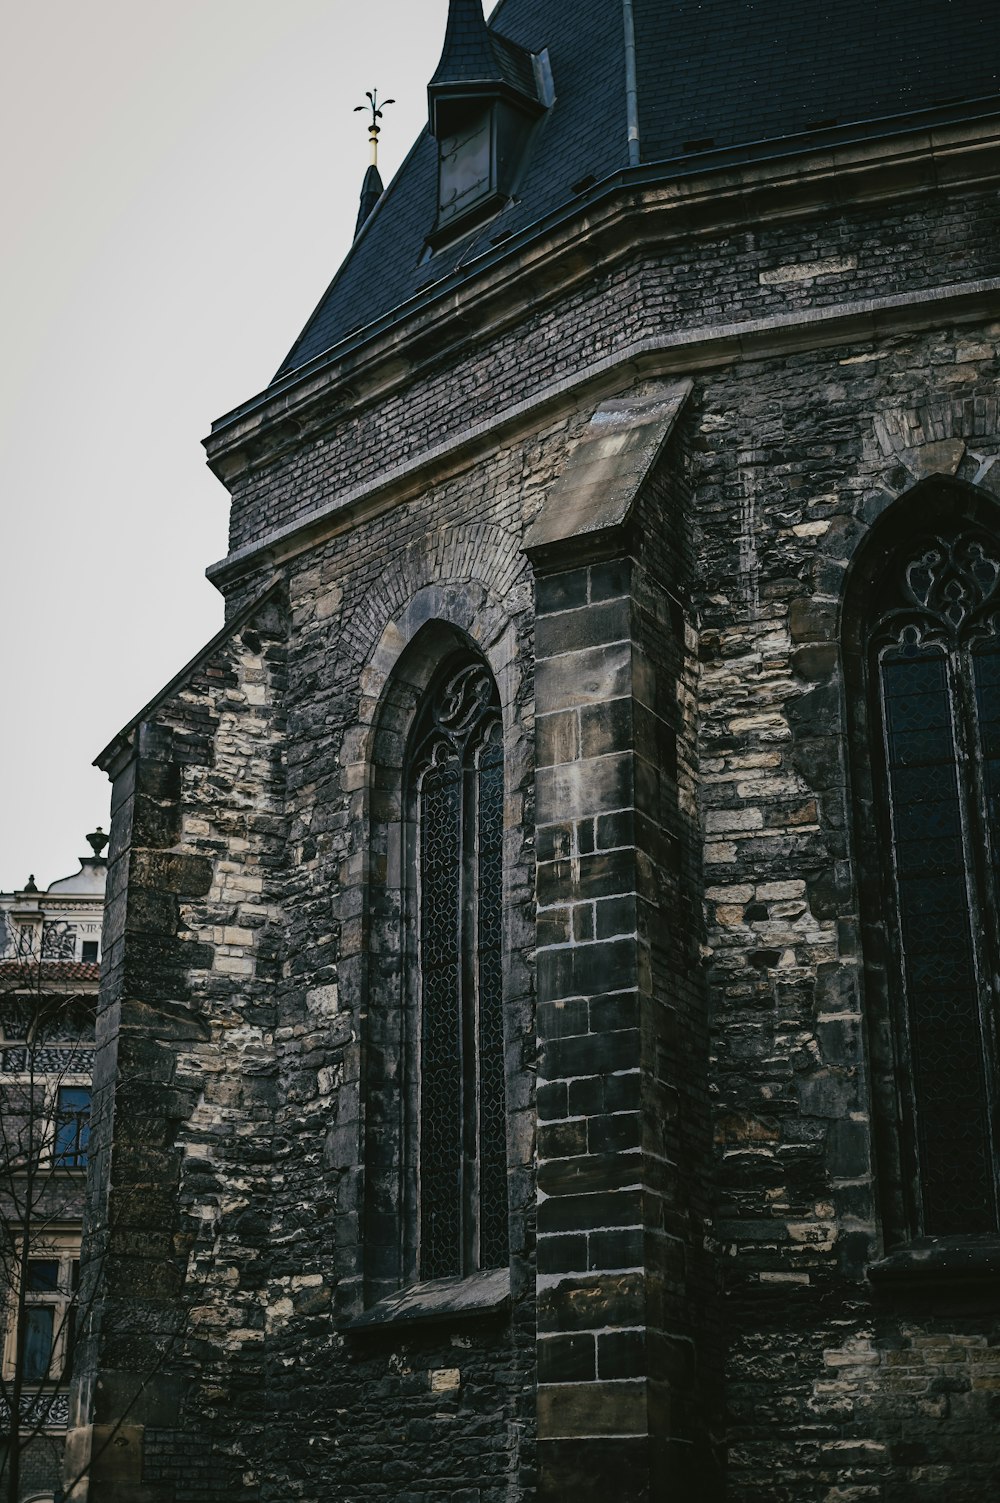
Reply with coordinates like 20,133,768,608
54,1086,91,1169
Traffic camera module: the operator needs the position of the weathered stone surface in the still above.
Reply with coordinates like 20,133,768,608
72,71,1000,1503
345,1268,511,1328
524,385,692,559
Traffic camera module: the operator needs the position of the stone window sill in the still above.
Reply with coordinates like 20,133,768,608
342,1267,511,1332
868,1235,1000,1293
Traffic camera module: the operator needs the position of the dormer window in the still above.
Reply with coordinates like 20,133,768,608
427,0,551,248
438,104,494,228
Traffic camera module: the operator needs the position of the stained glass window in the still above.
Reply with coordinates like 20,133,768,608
870,529,1000,1236
409,659,509,1279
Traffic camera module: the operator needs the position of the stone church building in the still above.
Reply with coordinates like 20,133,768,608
68,2,1000,1499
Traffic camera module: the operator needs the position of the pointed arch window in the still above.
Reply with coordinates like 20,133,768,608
407,658,509,1279
862,522,1000,1239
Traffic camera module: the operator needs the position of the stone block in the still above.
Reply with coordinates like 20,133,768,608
537,1149,643,1200
598,1328,647,1380
535,597,632,659
538,1232,589,1274
537,709,580,767
536,752,634,824
538,1188,644,1236
536,567,590,615
537,938,639,1004
537,1380,647,1438
579,697,633,759
538,1332,597,1384
537,1436,651,1503
535,641,633,712
128,850,214,898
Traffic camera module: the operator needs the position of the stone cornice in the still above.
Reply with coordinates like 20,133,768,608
206,275,1000,591
203,112,1000,494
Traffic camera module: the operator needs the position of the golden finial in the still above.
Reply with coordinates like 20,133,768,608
354,89,395,168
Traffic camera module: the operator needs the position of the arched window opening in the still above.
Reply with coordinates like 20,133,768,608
408,657,509,1279
861,519,1000,1239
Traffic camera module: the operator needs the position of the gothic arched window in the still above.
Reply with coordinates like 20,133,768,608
406,657,509,1279
858,514,1000,1240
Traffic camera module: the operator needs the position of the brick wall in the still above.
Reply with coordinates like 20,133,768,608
221,188,1000,559
692,333,1000,1501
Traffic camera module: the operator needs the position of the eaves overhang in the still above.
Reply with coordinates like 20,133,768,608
428,76,546,119
203,99,1000,486
204,273,1000,594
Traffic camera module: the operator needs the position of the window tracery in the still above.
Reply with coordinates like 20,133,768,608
864,523,1000,1237
408,659,509,1279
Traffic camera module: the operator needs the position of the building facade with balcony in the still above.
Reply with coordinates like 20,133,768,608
0,835,105,1502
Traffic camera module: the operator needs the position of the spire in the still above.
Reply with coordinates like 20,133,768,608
355,163,384,238
430,0,503,92
352,90,393,238
428,0,542,134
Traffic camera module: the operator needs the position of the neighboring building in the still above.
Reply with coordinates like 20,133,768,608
0,835,105,1502
70,2,1000,1500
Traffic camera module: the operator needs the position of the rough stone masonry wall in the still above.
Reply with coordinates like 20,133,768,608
633,442,723,1485
74,592,288,1503
247,437,558,1501
692,321,1000,1502
80,399,600,1503
212,325,1000,1503
80,167,1000,1503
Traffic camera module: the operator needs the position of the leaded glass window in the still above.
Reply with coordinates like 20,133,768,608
408,658,509,1279
868,528,1000,1236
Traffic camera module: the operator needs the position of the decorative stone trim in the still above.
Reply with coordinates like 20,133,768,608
206,280,1000,588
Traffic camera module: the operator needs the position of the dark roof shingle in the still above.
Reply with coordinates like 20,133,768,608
275,0,999,379
0,961,101,987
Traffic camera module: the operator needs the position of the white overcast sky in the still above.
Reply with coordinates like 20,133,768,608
1,0,462,890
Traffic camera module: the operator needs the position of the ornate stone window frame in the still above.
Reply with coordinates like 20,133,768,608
845,477,1000,1274
405,655,509,1282
337,597,525,1328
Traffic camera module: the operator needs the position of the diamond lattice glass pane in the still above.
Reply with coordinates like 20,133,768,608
975,643,1000,885
881,644,994,1233
477,737,509,1269
419,757,463,1279
411,658,508,1278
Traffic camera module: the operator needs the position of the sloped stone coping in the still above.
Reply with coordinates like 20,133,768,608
343,1267,511,1330
868,1235,1000,1289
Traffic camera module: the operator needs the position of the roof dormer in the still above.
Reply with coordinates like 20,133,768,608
427,0,551,247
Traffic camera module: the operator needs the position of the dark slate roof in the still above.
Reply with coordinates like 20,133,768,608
0,961,100,987
277,0,625,378
488,31,540,100
355,164,385,238
635,0,1000,160
275,0,1000,380
429,0,505,87
430,0,538,98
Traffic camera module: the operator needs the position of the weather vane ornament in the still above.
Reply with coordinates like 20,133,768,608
354,89,395,168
